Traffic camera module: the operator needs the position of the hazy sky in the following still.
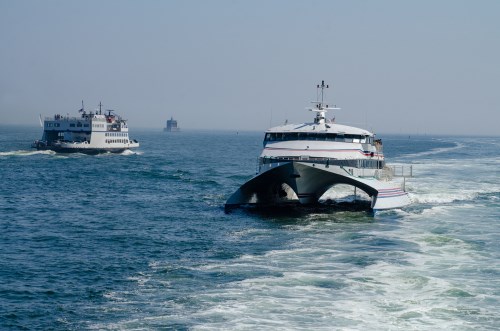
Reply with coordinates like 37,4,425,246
1,0,499,135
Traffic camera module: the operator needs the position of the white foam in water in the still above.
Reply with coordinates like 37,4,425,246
0,149,56,156
120,149,141,156
408,173,499,205
399,141,465,159
93,149,142,157
320,184,372,202
189,254,451,329
410,188,479,205
187,216,497,330
400,146,500,207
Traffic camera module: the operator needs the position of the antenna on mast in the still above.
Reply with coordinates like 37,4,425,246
316,80,329,108
307,80,340,125
308,80,340,124
79,100,85,113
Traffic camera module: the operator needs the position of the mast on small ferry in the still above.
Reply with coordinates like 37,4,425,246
79,100,85,113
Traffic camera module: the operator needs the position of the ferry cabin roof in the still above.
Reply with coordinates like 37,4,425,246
264,123,375,143
266,122,372,136
43,114,128,132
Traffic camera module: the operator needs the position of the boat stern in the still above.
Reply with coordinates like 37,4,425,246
371,188,412,211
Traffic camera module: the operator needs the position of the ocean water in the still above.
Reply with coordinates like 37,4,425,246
0,126,498,330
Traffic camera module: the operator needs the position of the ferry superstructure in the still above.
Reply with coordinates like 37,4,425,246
32,102,139,154
226,81,412,211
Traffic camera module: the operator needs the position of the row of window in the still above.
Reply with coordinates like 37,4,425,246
106,139,128,144
46,122,92,128
46,123,129,132
105,132,127,137
69,123,89,128
261,157,385,169
264,132,374,144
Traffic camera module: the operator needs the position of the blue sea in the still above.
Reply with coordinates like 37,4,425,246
0,126,498,330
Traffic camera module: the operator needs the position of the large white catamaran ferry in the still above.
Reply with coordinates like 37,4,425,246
226,81,412,211
32,102,139,154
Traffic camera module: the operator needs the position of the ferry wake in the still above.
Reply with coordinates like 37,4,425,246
226,81,412,211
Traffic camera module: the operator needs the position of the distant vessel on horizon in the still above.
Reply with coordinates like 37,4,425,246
164,117,180,132
32,101,139,154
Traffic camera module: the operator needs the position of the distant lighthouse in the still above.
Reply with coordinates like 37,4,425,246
164,117,180,132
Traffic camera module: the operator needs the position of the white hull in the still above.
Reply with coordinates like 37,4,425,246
55,141,139,151
33,140,139,154
226,161,411,211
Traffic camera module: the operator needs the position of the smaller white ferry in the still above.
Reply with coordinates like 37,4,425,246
226,81,412,211
32,102,139,154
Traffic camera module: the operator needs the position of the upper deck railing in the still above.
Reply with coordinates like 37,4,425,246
387,165,413,177
44,115,109,122
257,156,413,181
264,132,375,144
258,156,385,173
45,115,87,121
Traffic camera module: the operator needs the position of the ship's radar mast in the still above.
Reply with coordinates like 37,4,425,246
317,80,328,108
308,80,340,124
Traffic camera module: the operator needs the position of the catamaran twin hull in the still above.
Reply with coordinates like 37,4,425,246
225,161,411,211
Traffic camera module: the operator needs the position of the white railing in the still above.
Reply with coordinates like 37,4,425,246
387,165,413,178
374,165,413,181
